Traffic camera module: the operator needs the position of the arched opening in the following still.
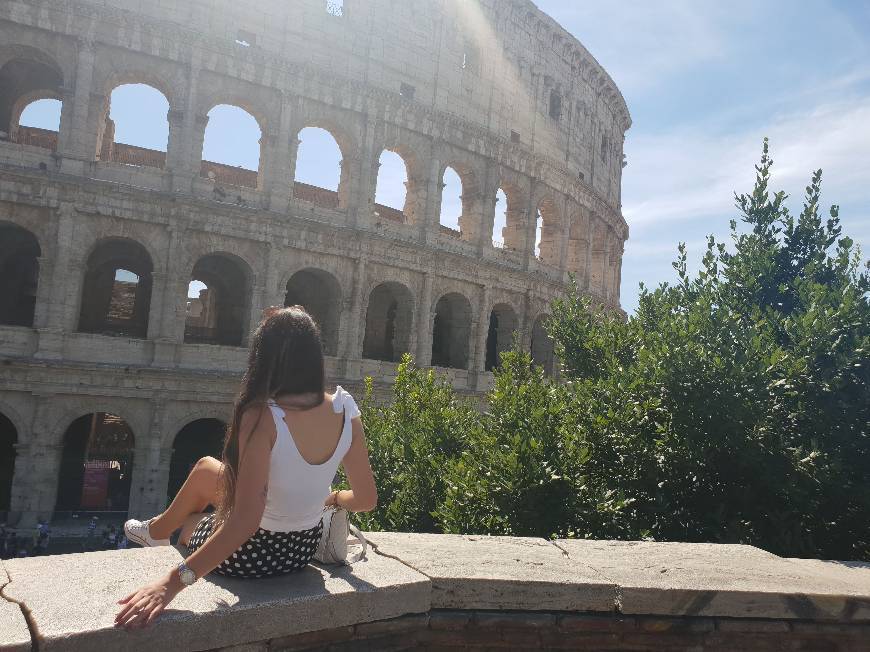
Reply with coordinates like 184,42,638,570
492,188,508,248
100,83,169,168
16,98,61,149
0,53,63,150
200,104,261,189
167,418,226,503
0,223,40,327
485,303,518,372
78,239,153,338
0,412,16,514
531,315,555,376
363,282,413,362
498,184,526,251
293,127,343,209
284,268,341,356
184,254,250,346
431,292,472,370
373,149,409,224
439,166,463,237
536,198,560,265
55,413,135,513
567,216,590,284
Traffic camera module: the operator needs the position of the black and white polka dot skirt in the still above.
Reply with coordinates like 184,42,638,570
186,513,322,578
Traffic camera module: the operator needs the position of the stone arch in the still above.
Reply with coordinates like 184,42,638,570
0,222,41,327
78,237,153,338
373,148,411,224
0,46,64,148
431,291,472,370
362,281,414,362
493,180,525,251
283,268,342,356
185,252,252,347
200,102,265,189
485,302,519,371
0,410,17,512
55,412,136,513
376,126,428,225
167,418,226,502
535,195,561,265
531,313,555,376
443,154,485,242
96,78,171,167
293,126,347,210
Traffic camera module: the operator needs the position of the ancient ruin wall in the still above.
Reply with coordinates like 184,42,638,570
0,0,630,527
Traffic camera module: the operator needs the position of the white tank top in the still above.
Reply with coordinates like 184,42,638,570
259,386,358,532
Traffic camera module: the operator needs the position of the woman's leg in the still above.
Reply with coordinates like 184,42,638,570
147,456,223,540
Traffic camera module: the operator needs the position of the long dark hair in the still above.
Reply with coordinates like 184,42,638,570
216,305,325,523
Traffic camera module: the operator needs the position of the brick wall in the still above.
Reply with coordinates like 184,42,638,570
213,610,870,652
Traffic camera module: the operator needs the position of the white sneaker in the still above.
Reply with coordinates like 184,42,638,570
124,518,171,547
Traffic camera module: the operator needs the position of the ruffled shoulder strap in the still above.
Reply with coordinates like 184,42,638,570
333,385,361,418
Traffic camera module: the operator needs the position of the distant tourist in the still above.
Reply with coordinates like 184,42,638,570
117,306,377,629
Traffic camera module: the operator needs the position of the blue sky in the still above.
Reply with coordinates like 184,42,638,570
21,1,870,314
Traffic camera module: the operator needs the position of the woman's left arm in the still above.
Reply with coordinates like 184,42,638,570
114,407,272,629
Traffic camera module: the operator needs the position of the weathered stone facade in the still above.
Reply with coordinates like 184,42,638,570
0,0,630,527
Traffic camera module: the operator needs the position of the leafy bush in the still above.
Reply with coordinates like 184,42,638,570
355,141,869,560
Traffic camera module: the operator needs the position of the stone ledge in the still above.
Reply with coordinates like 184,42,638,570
1,534,869,651
365,532,615,612
1,545,429,651
555,539,870,621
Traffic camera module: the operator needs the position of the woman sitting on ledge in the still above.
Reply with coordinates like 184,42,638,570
115,306,377,629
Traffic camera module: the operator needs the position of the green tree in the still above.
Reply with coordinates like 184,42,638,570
548,139,869,559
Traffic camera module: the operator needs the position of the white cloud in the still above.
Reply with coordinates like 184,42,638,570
623,93,870,232
545,0,754,94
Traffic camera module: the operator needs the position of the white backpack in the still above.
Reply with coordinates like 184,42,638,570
314,506,367,565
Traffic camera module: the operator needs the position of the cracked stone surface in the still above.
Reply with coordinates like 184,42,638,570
1,545,429,651
364,531,616,611
556,539,870,621
0,560,31,652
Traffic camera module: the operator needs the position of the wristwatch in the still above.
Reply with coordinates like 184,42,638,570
177,561,197,586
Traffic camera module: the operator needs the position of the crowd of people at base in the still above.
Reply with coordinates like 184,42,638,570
0,518,130,559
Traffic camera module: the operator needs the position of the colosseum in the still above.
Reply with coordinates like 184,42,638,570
0,0,630,530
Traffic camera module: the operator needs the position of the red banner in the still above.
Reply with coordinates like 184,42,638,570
81,460,110,509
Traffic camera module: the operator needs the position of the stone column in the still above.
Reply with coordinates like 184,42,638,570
602,228,614,302
261,242,283,308
477,165,499,255
59,39,96,175
55,85,76,163
6,441,31,525
245,279,266,348
145,271,166,341
16,397,63,528
129,397,170,518
416,272,433,366
152,227,186,366
419,142,442,244
169,65,201,194
31,255,53,330
470,285,490,384
264,94,294,213
523,182,537,269
341,257,366,378
520,289,533,351
35,204,78,358
557,198,572,278
348,115,379,230
185,112,209,191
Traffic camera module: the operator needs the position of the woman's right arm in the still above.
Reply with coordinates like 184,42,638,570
330,417,377,512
